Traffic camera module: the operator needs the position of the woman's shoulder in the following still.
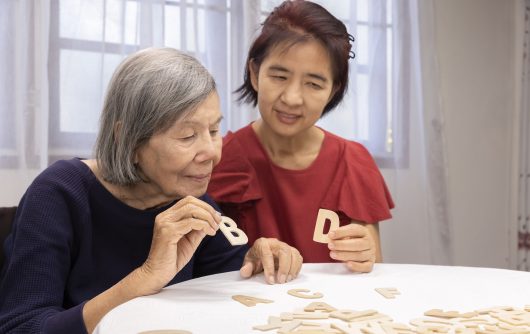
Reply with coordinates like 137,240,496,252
321,132,394,222
322,130,379,171
27,158,95,202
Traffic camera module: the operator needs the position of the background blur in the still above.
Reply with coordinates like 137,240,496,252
0,0,528,270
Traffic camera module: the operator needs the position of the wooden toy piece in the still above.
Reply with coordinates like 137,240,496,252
409,317,455,328
219,216,248,245
285,330,340,334
252,316,284,331
304,301,337,313
231,294,273,307
348,314,393,324
313,209,340,243
292,311,330,320
424,309,478,319
330,309,378,322
295,323,341,333
380,322,417,334
288,288,324,299
496,321,530,332
281,312,294,321
415,326,451,334
457,315,498,328
490,309,530,326
375,287,400,299
277,320,303,334
475,306,513,315
477,324,529,334
453,329,476,334
331,322,364,334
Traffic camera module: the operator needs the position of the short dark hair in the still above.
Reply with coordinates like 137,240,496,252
237,0,354,116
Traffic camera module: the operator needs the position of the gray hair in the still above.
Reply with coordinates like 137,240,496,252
95,47,216,185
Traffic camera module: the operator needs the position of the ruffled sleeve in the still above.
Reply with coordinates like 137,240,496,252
208,131,262,204
322,141,394,223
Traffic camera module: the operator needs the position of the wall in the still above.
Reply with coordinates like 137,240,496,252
425,0,518,268
439,0,520,268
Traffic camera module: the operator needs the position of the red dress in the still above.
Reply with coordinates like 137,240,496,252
208,124,394,262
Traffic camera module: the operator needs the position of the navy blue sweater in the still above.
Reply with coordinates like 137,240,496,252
0,159,247,333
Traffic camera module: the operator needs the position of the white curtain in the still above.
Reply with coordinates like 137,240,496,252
0,0,453,265
0,0,50,170
516,0,530,271
376,0,452,265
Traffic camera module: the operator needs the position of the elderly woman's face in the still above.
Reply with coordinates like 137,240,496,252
135,92,223,199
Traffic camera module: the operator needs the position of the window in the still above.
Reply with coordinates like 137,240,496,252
48,0,405,167
48,0,233,161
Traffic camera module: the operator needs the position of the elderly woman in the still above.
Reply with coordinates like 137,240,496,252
0,48,302,333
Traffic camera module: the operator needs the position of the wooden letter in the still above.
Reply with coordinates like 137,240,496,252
219,216,248,245
288,288,324,299
313,209,340,243
232,295,273,307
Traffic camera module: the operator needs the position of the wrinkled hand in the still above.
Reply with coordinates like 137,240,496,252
327,223,380,273
138,196,221,295
240,238,303,284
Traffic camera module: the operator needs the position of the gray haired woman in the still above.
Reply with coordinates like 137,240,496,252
0,48,303,334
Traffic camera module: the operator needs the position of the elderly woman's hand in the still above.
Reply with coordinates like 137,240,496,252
240,238,303,284
327,222,382,273
136,196,221,295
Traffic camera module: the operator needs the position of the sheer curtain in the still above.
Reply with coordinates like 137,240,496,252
375,0,452,265
516,0,530,271
0,0,453,265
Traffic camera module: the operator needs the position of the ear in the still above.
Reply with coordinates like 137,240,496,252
249,59,259,92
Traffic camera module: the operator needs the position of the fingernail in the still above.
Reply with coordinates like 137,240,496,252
216,211,222,217
328,231,336,238
279,274,286,284
328,243,335,250
268,275,275,284
287,275,293,282
330,251,337,259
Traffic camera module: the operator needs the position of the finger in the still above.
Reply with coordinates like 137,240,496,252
163,203,220,233
174,217,217,237
288,249,303,281
329,248,375,262
328,237,371,252
275,244,292,284
182,196,223,223
239,261,254,278
255,239,276,284
172,196,222,225
345,260,374,273
328,223,368,240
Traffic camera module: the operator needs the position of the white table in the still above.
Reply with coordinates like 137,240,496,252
94,263,530,334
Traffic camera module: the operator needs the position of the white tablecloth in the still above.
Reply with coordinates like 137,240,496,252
94,263,530,334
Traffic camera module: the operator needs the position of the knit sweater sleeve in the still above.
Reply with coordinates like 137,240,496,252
0,165,88,334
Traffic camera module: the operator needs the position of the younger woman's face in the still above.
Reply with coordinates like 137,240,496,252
250,39,335,138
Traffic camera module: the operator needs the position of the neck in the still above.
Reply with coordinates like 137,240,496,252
83,159,175,210
252,120,324,169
